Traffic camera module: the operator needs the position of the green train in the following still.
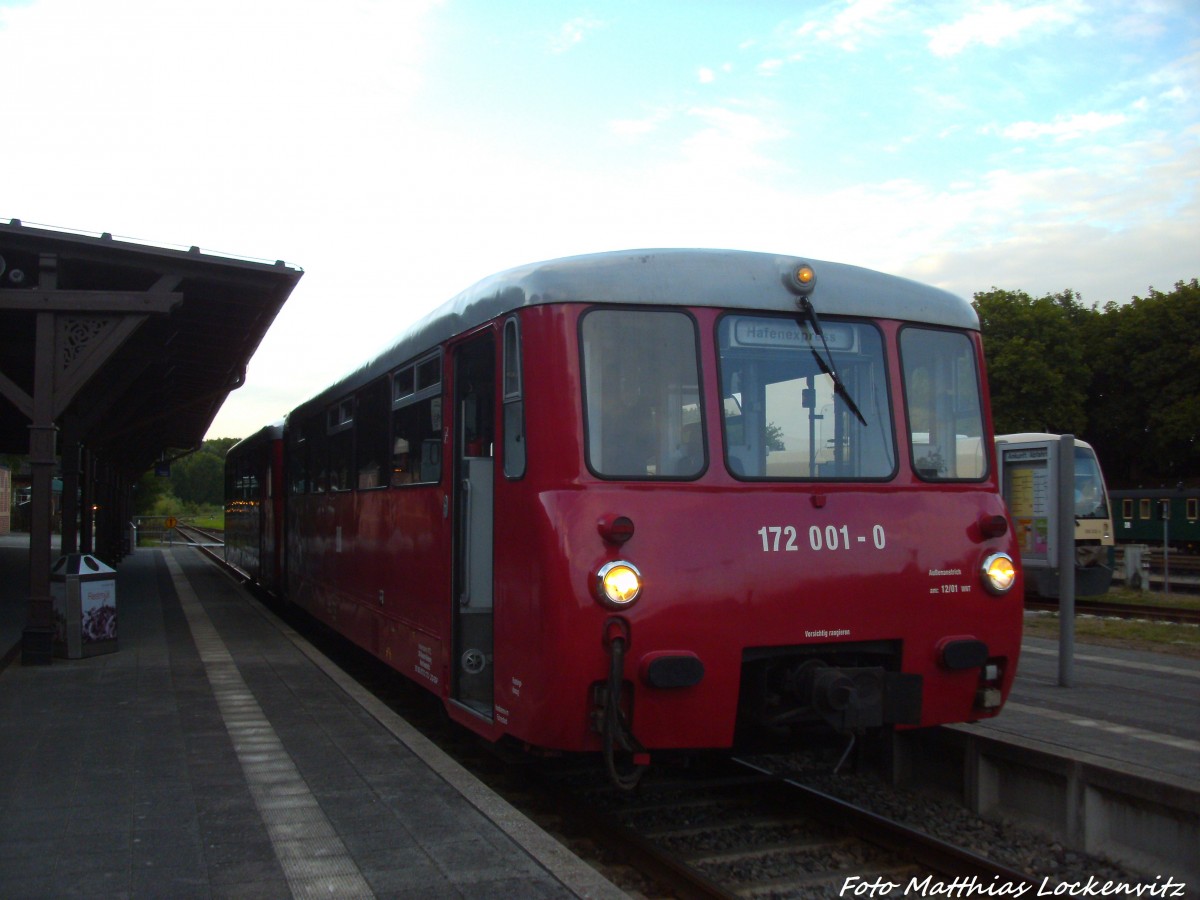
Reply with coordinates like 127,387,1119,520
1110,488,1200,552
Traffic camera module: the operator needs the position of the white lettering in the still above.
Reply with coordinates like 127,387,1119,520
907,875,1031,897
1034,877,1188,898
840,875,898,896
804,628,851,638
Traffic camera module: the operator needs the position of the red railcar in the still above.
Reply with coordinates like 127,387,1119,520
224,421,285,594
226,249,1022,785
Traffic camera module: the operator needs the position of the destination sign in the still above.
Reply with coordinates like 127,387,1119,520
726,316,856,352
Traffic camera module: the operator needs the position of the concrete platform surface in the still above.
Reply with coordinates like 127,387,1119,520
0,538,625,899
977,634,1200,784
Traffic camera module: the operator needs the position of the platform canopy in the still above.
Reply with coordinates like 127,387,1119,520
0,219,302,665
0,219,302,470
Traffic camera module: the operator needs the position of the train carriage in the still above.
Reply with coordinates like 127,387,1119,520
1111,488,1200,552
226,249,1024,785
224,421,285,594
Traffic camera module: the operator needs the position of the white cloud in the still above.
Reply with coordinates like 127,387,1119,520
609,109,671,139
815,0,903,52
926,1,1082,57
549,16,603,54
678,105,789,175
1001,111,1129,142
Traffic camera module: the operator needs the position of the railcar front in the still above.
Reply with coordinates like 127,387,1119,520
488,253,1024,782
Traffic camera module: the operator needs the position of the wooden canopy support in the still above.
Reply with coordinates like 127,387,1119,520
0,219,301,667
4,254,182,664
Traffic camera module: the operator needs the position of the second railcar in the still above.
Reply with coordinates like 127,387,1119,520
229,249,1024,784
224,422,285,595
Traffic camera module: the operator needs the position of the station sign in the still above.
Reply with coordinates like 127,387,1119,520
997,438,1062,570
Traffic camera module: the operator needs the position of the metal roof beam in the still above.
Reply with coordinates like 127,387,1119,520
0,289,182,313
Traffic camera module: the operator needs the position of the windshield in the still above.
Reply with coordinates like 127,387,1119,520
717,315,894,479
1073,448,1109,519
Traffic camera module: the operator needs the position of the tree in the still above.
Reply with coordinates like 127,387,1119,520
204,437,240,459
973,288,1092,435
132,469,172,515
1086,280,1200,485
766,422,786,452
169,442,230,507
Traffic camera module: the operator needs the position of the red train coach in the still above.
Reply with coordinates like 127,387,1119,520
224,421,285,595
226,249,1023,787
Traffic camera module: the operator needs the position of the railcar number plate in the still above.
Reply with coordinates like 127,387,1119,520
757,524,887,552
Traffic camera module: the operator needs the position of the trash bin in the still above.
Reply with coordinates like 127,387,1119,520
50,554,118,658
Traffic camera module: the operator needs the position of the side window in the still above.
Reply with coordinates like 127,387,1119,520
327,400,354,491
301,415,327,493
355,378,389,489
1122,498,1133,521
1139,499,1151,520
502,316,526,478
900,327,987,481
581,308,703,479
391,353,443,485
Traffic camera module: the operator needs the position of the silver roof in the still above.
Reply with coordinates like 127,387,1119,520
294,249,975,417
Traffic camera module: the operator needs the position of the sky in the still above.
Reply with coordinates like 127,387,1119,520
1,0,1197,441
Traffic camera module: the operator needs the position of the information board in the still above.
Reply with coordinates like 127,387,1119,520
998,439,1060,569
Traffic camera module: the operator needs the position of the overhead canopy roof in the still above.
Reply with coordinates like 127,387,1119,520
0,219,302,473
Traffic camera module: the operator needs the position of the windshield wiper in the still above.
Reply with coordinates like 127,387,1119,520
796,297,868,427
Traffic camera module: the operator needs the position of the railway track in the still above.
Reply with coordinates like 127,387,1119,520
172,523,226,563
531,756,1036,899
1025,597,1200,624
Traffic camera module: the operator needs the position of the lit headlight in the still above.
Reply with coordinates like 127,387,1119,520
595,560,642,608
981,552,1016,595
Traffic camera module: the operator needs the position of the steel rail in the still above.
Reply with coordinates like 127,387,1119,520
1025,598,1200,624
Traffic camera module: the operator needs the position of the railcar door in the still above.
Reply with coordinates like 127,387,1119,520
451,334,496,717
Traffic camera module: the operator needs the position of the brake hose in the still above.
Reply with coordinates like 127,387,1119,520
603,635,648,791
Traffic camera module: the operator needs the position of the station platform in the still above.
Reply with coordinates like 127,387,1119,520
0,535,625,899
969,632,1200,785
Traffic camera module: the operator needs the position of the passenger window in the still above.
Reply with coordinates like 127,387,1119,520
391,353,443,485
303,416,328,493
503,316,526,479
327,400,354,491
355,379,389,489
900,328,987,480
581,309,703,479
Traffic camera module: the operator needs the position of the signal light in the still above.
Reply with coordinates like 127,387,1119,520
783,262,817,295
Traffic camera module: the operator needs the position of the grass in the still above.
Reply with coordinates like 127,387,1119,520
1024,587,1200,658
